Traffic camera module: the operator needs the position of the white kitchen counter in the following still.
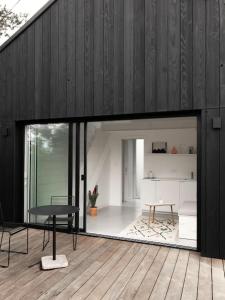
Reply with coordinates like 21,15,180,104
143,177,196,182
140,178,197,213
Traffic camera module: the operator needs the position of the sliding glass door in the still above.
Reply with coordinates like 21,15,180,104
24,124,69,224
24,122,87,230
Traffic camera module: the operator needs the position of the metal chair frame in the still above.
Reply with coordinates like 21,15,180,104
42,196,78,251
0,202,28,268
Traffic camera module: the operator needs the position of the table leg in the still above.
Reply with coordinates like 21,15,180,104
53,215,56,260
153,206,155,223
170,206,175,226
148,206,152,227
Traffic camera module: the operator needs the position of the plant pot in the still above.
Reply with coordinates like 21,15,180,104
89,207,97,216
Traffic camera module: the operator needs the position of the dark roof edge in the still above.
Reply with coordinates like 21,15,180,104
0,0,57,53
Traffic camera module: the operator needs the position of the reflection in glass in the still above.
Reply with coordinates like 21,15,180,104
24,124,69,224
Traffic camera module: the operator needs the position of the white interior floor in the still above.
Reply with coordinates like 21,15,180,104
87,201,142,236
86,204,197,249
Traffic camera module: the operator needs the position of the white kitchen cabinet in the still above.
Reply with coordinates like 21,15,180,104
156,181,180,212
178,181,197,240
140,180,156,208
179,181,197,206
141,179,196,214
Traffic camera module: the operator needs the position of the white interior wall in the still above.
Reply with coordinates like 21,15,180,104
87,126,197,208
87,129,111,209
144,128,197,179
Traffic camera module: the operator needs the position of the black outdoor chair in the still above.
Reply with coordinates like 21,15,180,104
0,202,28,268
42,196,78,251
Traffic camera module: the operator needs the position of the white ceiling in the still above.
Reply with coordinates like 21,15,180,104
96,117,197,131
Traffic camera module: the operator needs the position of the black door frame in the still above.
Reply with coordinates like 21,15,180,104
19,110,201,251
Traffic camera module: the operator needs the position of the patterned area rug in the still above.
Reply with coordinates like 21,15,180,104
119,215,178,244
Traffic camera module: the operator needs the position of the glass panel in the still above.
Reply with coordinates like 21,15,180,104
24,124,69,224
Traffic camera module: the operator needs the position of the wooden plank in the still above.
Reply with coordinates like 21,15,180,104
103,0,114,115
212,258,225,299
220,0,225,107
181,252,200,300
134,247,169,300
50,1,59,118
113,0,124,114
14,239,103,300
4,236,105,300
197,257,212,300
66,0,76,117
205,109,220,257
149,248,179,300
58,0,68,117
84,0,94,116
193,0,206,109
180,0,193,110
102,244,150,300
72,242,130,299
3,48,12,120
133,0,145,113
41,10,51,118
119,245,159,300
13,38,22,120
124,0,134,113
0,231,70,296
1,231,225,299
145,0,157,112
199,110,207,255
75,0,85,116
53,240,121,299
26,25,35,120
18,32,28,120
165,250,189,300
0,50,6,119
34,14,44,119
206,0,220,108
86,243,141,300
93,0,104,115
219,108,225,258
156,0,168,111
11,41,18,120
167,0,180,111
37,238,108,299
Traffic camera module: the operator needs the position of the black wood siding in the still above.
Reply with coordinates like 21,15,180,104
0,0,225,259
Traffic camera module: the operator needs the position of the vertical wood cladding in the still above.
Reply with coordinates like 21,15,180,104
1,0,223,120
0,0,225,258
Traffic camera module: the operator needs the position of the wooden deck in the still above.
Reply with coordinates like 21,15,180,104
0,229,224,300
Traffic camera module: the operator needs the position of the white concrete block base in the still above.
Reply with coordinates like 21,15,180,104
41,255,68,270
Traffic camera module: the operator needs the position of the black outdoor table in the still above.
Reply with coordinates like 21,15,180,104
29,205,79,269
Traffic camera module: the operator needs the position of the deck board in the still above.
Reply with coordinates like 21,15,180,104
0,230,223,300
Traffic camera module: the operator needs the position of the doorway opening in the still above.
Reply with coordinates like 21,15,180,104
86,117,198,249
23,116,199,250
122,139,144,208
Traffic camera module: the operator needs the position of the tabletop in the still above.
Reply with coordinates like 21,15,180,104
145,203,175,207
29,205,79,216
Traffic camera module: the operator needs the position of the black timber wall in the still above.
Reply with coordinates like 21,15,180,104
0,0,225,258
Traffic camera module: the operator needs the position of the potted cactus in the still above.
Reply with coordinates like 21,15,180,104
88,185,99,216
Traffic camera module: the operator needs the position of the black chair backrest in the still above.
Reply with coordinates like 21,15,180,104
50,195,75,206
